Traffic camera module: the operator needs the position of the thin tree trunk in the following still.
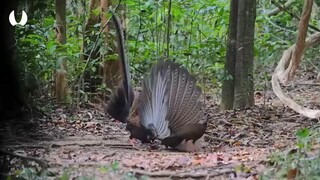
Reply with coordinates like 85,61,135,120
55,0,67,102
82,0,100,62
220,0,238,110
233,0,256,108
245,0,256,106
101,0,121,93
81,0,100,93
233,0,247,108
166,0,172,59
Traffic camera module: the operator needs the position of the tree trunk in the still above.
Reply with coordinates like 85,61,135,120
82,0,100,62
101,0,121,93
221,0,256,110
245,0,256,106
81,0,101,93
220,0,238,110
55,0,67,102
233,0,247,108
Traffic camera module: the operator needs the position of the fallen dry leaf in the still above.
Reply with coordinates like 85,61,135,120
287,168,298,179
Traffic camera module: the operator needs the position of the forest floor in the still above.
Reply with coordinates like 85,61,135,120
1,68,320,179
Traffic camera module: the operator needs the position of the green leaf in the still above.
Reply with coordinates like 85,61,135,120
59,170,70,180
98,166,109,173
112,160,120,171
296,128,309,139
47,42,57,54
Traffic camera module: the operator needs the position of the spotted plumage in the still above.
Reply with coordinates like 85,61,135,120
105,12,207,151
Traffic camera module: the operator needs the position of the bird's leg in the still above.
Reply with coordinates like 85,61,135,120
186,139,198,152
175,139,188,152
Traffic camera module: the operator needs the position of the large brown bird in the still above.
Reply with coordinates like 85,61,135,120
106,12,207,152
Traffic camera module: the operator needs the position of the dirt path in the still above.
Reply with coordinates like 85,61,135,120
1,69,319,179
1,104,316,179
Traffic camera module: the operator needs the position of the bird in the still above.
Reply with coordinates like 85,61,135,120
106,13,154,143
106,12,134,124
106,12,207,152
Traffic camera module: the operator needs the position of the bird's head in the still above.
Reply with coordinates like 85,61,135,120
126,122,155,143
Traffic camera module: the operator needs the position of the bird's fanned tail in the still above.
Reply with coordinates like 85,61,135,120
106,12,207,151
138,62,171,139
139,61,207,150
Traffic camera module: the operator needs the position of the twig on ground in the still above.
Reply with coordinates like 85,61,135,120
296,82,320,86
204,134,233,144
0,149,48,168
131,166,235,178
49,140,139,149
190,163,234,172
109,144,140,150
7,145,47,149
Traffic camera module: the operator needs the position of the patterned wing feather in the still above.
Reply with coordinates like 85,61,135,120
138,62,171,139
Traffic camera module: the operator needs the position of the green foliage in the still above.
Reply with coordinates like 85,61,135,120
255,0,319,68
126,0,229,86
255,1,294,65
296,128,311,150
16,1,94,100
10,167,50,180
261,127,320,179
16,16,55,94
111,160,120,171
6,163,147,179
16,0,320,102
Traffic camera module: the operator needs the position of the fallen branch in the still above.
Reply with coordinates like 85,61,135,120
204,134,233,144
6,145,48,149
109,145,139,150
49,140,138,149
0,149,48,168
132,167,234,178
5,140,138,150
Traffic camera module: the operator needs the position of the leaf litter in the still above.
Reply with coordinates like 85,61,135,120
1,68,320,179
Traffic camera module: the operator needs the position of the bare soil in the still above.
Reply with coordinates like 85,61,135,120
1,68,320,179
